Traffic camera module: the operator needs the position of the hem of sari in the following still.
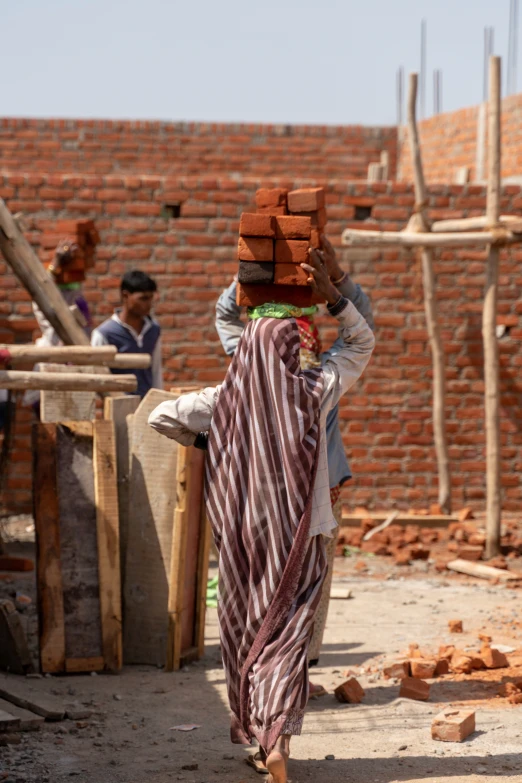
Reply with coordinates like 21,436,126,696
230,710,304,750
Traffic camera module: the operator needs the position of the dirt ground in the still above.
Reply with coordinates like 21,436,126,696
1,516,522,783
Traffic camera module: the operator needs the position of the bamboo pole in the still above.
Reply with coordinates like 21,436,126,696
483,56,502,558
342,228,518,248
0,199,89,346
407,72,451,514
0,345,117,365
431,214,522,233
0,371,137,393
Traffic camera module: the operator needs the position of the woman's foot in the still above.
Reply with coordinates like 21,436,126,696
308,681,327,701
266,736,290,783
246,750,268,775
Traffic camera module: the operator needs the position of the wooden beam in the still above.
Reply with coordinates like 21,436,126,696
341,227,520,248
0,345,117,366
0,370,137,392
167,445,189,672
0,198,89,346
407,70,451,515
484,55,502,558
32,423,66,674
109,354,152,370
93,420,122,672
341,512,457,528
431,214,522,233
447,558,521,582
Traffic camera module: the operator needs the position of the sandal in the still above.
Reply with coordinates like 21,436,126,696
246,751,269,775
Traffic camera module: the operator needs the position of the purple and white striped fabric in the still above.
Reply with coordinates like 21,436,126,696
206,316,327,753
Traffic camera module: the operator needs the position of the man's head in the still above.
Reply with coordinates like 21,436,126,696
121,270,157,319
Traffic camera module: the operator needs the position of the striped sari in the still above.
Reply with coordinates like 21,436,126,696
205,316,327,753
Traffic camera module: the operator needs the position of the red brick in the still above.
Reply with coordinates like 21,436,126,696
274,239,310,264
273,263,309,287
239,212,275,238
448,619,463,633
399,677,430,701
287,187,325,212
237,237,273,262
274,215,311,240
432,710,476,743
236,283,313,308
255,188,288,209
481,645,509,669
334,677,365,704
256,205,288,216
383,661,410,680
434,658,450,676
410,659,437,679
294,207,328,228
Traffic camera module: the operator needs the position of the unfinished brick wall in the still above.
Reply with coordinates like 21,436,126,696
1,175,522,514
398,93,522,183
0,118,397,180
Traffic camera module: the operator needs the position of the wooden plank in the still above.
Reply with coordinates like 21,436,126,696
123,390,180,666
55,423,103,663
0,345,117,365
93,420,122,672
447,558,522,582
0,699,43,731
0,600,33,675
1,369,137,393
0,198,89,346
33,422,66,674
103,395,140,589
167,445,189,672
180,447,206,656
40,364,96,422
65,657,105,673
0,709,20,732
0,678,65,721
341,227,518,248
341,512,456,529
195,511,212,659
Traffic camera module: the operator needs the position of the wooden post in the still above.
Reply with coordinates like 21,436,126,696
407,73,452,514
0,199,88,346
484,56,502,558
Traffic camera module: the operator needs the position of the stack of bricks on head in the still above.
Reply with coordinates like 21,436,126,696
236,186,326,308
40,219,99,285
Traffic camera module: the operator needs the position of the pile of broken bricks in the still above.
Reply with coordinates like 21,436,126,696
339,506,522,571
329,618,522,745
236,186,327,308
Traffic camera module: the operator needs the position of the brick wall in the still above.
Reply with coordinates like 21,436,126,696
398,93,522,183
1,175,522,514
0,118,397,180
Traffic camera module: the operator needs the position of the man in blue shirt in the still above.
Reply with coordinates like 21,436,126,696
91,270,163,398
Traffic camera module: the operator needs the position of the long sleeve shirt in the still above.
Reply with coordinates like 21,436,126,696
148,299,375,537
214,276,375,488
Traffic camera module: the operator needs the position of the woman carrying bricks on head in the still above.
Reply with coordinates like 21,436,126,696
215,237,375,692
148,251,375,783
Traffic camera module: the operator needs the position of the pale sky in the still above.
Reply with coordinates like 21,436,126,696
1,0,517,126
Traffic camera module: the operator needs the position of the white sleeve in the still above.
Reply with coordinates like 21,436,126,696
148,386,220,445
320,299,375,416
151,336,163,389
91,328,109,347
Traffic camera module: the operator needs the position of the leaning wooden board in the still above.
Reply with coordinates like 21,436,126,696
33,420,122,673
123,390,180,665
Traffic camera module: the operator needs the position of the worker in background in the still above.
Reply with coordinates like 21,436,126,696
91,270,163,398
215,236,375,707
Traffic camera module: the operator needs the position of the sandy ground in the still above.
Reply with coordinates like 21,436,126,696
1,520,522,783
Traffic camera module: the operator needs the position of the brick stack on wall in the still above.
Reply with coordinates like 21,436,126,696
398,93,522,183
0,118,397,180
1,174,522,515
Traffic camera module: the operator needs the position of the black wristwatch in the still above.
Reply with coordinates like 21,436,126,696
194,432,209,451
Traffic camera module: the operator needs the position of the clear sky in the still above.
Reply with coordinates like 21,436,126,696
1,0,517,126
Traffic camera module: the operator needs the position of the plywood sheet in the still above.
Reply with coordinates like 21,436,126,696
123,390,179,665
